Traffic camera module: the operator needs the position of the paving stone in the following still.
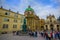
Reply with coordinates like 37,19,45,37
0,33,45,40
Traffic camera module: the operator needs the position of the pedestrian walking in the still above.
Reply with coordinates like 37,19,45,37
41,31,44,37
47,31,51,40
58,31,60,40
45,32,49,40
35,31,37,37
52,31,55,40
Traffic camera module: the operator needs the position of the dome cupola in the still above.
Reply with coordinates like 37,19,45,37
25,5,34,12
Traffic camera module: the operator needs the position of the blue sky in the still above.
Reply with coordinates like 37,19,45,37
0,0,60,19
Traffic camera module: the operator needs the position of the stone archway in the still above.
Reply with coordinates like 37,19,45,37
50,24,54,31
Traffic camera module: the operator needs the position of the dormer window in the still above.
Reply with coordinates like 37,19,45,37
13,25,17,28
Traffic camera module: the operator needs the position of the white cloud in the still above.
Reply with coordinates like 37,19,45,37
33,5,60,19
0,0,60,19
28,0,60,19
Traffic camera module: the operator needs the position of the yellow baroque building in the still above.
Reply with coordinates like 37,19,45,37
24,6,40,31
0,7,25,34
40,19,45,30
44,15,60,31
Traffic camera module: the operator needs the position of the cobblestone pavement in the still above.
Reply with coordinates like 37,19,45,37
0,33,45,40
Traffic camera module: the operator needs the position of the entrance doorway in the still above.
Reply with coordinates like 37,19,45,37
50,24,54,31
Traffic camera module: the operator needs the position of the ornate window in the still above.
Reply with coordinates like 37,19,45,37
57,25,59,31
4,18,9,22
50,19,52,22
13,25,17,28
3,24,8,28
14,19,17,23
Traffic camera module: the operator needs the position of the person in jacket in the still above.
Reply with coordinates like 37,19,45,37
58,31,60,40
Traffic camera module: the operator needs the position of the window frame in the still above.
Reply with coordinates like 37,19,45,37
4,18,9,22
13,25,17,28
3,24,8,28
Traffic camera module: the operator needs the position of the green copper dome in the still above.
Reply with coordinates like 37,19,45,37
25,6,34,12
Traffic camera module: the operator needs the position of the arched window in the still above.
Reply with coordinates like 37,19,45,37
57,25,59,27
50,24,53,31
57,25,59,31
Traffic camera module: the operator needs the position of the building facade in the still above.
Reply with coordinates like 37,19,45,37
40,19,45,31
0,7,25,34
24,6,40,31
44,15,60,31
